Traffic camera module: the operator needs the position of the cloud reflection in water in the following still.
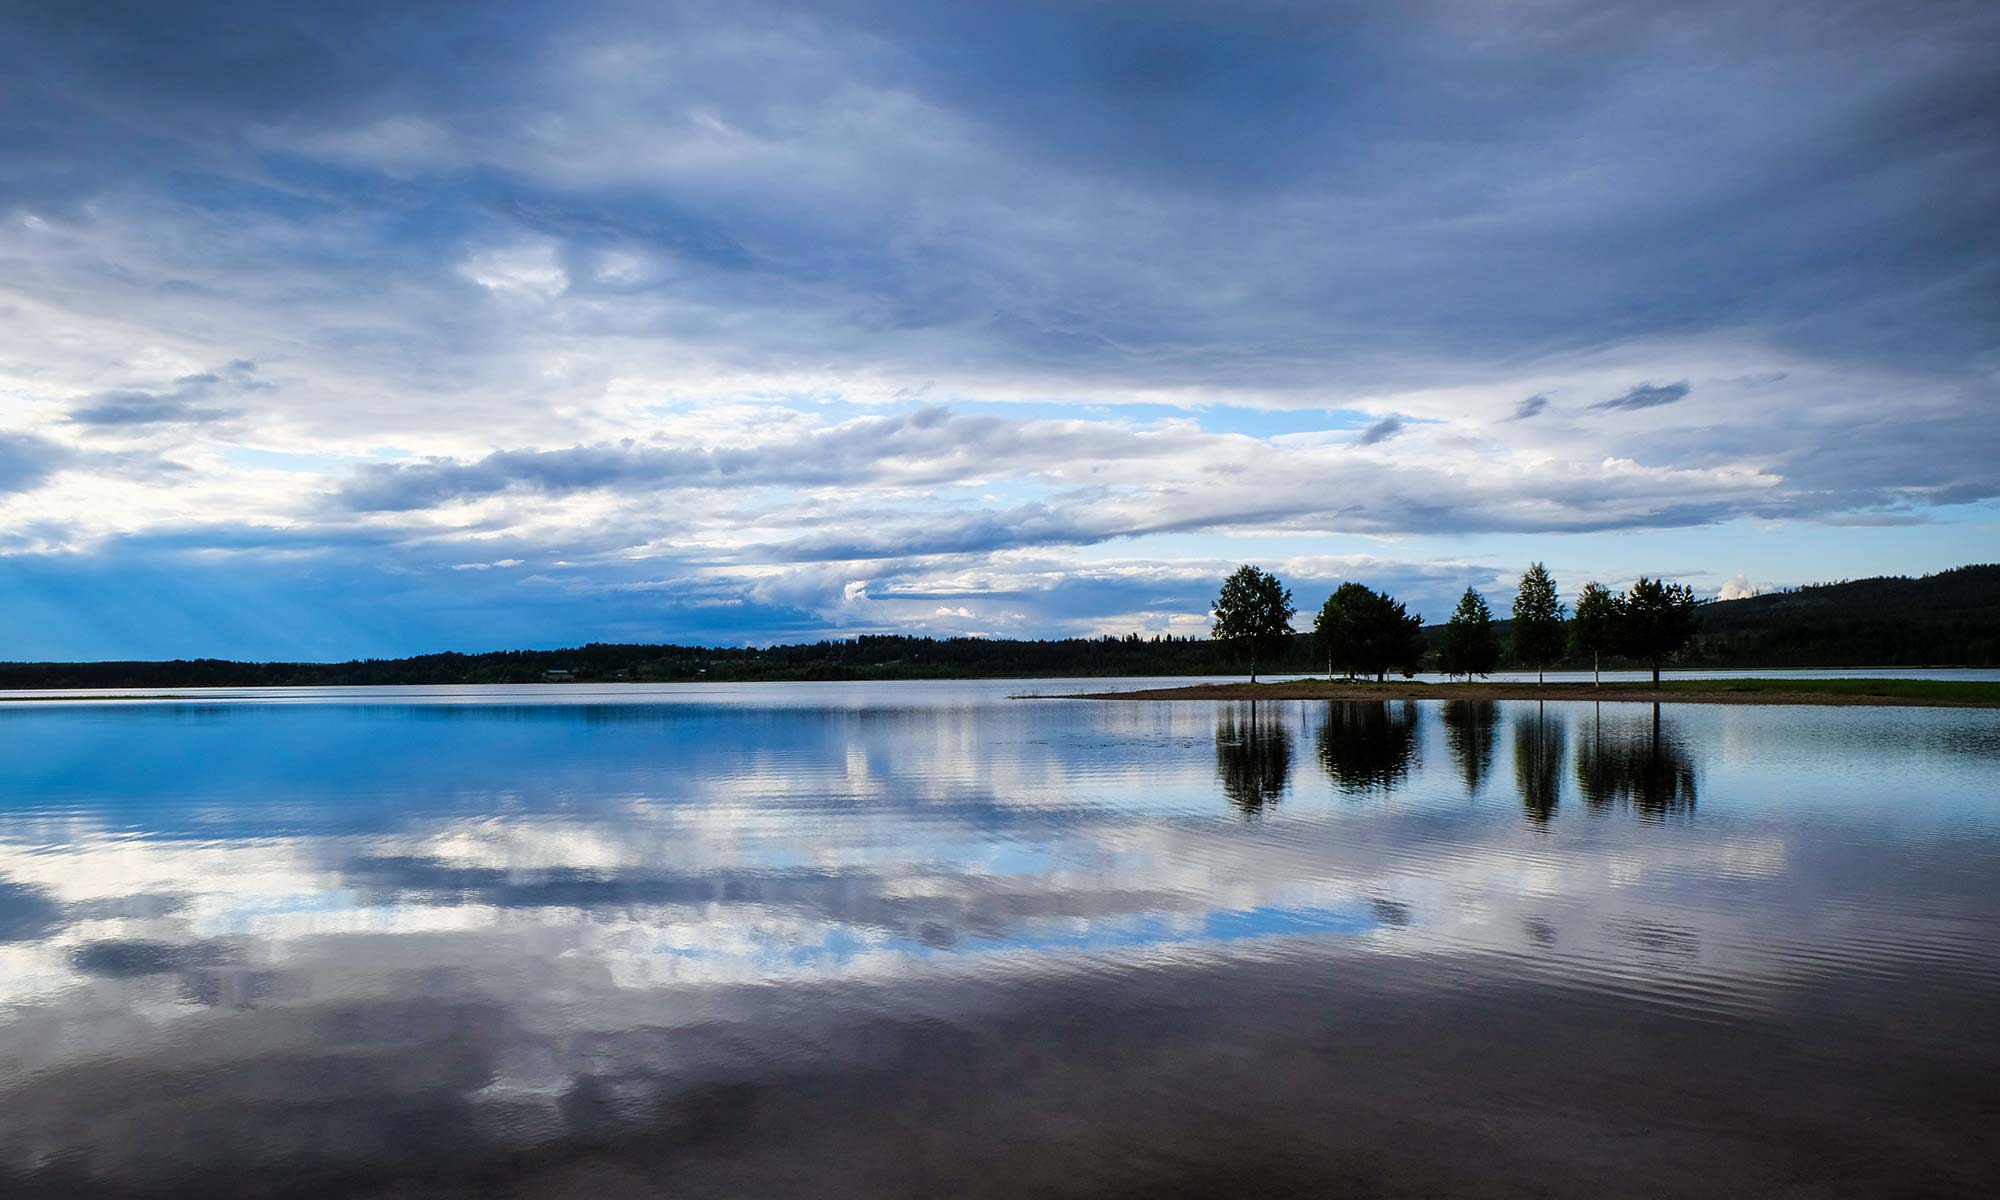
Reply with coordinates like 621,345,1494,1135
0,687,1996,1195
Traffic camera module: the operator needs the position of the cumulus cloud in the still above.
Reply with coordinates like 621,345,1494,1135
1718,574,1759,601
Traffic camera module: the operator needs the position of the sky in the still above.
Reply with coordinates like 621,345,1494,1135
0,0,1994,661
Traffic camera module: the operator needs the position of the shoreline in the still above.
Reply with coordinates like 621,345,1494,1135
0,676,1995,710
1050,679,2000,708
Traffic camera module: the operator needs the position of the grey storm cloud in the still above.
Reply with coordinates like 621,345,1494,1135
1357,416,1404,446
1594,382,1692,412
3,1,1997,387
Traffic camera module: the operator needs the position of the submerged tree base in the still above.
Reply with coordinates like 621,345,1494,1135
1053,677,2000,708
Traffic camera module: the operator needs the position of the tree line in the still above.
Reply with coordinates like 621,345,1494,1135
1210,563,1699,686
0,564,1985,687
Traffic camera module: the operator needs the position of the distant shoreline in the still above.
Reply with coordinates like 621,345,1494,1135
1,676,1997,710
1052,678,2000,709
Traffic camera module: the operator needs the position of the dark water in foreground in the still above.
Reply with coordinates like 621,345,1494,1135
1,683,1997,1198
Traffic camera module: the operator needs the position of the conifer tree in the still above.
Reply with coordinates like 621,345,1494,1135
1571,581,1617,687
1510,562,1566,684
1437,587,1499,680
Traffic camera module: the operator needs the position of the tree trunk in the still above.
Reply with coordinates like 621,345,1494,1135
1651,662,1661,688
1538,668,1544,685
1593,651,1599,688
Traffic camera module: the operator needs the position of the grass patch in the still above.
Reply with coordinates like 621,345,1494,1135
1658,678,2000,704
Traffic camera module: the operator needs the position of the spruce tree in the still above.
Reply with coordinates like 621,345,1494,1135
1571,581,1617,687
1510,562,1566,684
1438,587,1499,680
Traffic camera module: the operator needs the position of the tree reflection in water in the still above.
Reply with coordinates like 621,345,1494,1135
1513,701,1566,825
1215,700,1293,816
1316,701,1421,796
1575,702,1698,819
1441,700,1500,797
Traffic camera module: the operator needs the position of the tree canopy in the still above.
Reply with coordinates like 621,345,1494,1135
1210,564,1296,683
1437,587,1499,679
1313,582,1426,681
1571,583,1616,658
1570,580,1617,685
1617,577,1700,685
1510,562,1566,682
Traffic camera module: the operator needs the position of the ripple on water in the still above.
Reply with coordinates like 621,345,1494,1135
0,689,1997,1196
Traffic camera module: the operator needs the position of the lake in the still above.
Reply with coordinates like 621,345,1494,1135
2,682,1997,1198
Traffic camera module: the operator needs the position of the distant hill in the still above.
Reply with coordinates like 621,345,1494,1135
1433,564,2000,670
1679,564,2000,668
0,565,1992,688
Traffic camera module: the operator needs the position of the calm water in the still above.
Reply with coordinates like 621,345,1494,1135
1,682,1997,1197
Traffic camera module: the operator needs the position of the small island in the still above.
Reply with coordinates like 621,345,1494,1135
1060,564,1997,709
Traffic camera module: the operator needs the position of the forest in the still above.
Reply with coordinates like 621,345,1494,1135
1,564,1991,688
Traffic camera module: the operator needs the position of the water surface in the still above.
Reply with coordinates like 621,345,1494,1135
1,683,1996,1197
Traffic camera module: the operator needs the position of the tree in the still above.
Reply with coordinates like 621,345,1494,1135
1571,581,1617,687
1510,562,1566,684
1437,587,1499,680
1211,564,1296,684
1314,585,1360,680
1617,577,1699,687
1314,582,1426,681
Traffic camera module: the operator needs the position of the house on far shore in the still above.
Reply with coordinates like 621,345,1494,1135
543,669,571,680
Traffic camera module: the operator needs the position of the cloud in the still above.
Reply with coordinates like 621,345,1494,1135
330,406,1202,511
65,362,263,427
0,432,72,493
1593,382,1692,412
459,241,567,302
1718,574,1759,601
67,392,240,427
1510,394,1550,421
0,1,1996,655
1356,415,1404,446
